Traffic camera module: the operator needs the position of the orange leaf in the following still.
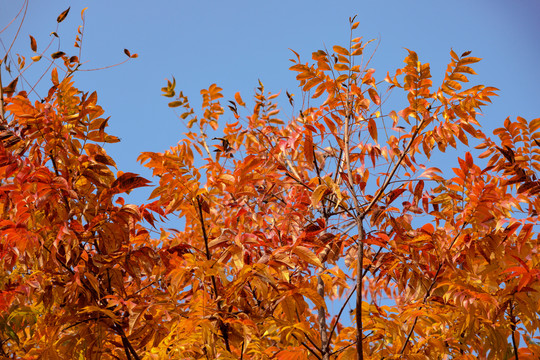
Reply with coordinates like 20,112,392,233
368,118,377,142
234,92,245,107
459,56,482,65
333,45,349,56
29,35,37,52
333,63,349,71
368,88,381,105
51,68,59,85
81,7,88,20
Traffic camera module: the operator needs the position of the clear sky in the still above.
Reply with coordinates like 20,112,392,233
2,0,540,206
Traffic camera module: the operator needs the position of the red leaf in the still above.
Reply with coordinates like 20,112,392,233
111,172,151,193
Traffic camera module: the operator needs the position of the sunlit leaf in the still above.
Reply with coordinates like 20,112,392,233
293,246,322,267
333,45,349,56
368,88,381,105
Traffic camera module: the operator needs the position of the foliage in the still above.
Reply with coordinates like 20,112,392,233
1,8,540,360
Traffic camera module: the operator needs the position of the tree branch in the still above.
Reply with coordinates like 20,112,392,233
509,301,519,360
360,117,426,222
196,195,231,353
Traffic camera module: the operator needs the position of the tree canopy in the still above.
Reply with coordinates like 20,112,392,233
1,8,540,360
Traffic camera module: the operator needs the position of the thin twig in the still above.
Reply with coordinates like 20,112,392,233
330,340,357,356
291,334,323,360
0,66,5,122
327,247,384,343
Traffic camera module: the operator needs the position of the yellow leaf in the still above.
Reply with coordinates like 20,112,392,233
293,246,322,267
299,287,326,308
311,184,327,206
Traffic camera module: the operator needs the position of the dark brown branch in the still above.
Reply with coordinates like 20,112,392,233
303,330,323,354
327,247,383,345
291,334,323,360
330,340,357,356
509,302,519,360
355,224,365,359
115,323,139,360
134,280,156,295
196,195,231,353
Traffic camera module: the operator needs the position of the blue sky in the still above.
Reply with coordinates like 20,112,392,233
2,0,540,205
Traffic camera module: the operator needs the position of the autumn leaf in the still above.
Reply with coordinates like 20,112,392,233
333,45,349,56
51,51,65,59
293,246,323,267
111,172,151,193
56,7,70,23
2,77,19,97
29,35,37,52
